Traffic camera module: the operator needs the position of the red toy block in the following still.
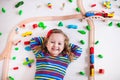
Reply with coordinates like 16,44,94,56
90,47,94,54
91,4,96,7
99,69,104,74
90,64,94,69
13,67,19,70
32,24,38,29
103,13,108,18
95,13,103,16
24,41,30,45
23,24,25,27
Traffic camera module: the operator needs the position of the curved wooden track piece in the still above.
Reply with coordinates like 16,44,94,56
77,0,95,80
1,1,119,80
0,14,84,80
17,14,84,26
0,27,17,80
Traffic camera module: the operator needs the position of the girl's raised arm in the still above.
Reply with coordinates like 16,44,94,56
29,37,45,58
30,37,44,50
69,43,82,59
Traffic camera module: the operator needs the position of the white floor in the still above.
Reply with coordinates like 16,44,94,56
0,0,120,80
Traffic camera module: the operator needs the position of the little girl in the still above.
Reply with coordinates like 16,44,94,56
30,28,82,80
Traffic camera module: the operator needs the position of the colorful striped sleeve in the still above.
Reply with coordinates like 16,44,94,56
69,43,82,59
30,37,44,50
30,37,44,58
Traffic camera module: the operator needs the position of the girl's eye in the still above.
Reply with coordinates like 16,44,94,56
58,43,62,45
51,41,55,43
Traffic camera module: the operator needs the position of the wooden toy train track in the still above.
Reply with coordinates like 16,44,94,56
0,0,120,80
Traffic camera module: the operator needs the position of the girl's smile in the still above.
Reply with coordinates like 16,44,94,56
46,33,65,57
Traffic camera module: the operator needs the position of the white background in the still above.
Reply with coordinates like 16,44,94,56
0,0,120,80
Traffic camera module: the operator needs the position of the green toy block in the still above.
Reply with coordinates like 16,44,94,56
1,8,6,13
98,54,103,58
15,47,19,51
12,56,16,60
42,26,47,29
108,22,113,27
79,71,85,75
76,7,81,12
0,32,2,36
68,0,73,3
95,40,99,45
86,25,91,31
15,1,24,8
9,76,14,80
58,21,63,27
38,22,44,27
38,22,47,29
117,22,120,28
23,59,34,65
80,40,85,45
18,10,23,15
78,30,86,35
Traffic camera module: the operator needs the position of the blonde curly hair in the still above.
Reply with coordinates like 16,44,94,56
41,28,74,62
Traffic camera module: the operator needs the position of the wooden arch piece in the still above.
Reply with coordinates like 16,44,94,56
0,13,84,80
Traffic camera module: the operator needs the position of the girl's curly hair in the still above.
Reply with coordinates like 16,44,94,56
41,29,74,62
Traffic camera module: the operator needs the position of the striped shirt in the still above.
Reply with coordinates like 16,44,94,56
30,37,82,80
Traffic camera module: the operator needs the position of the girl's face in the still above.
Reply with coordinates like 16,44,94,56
46,33,65,57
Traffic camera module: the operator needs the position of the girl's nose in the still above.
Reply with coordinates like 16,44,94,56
54,43,58,47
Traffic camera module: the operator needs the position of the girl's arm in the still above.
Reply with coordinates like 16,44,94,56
69,43,82,59
29,37,44,58
30,37,44,50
